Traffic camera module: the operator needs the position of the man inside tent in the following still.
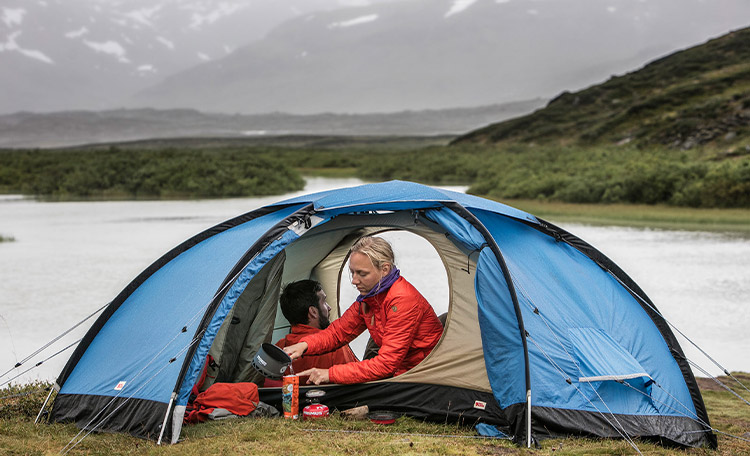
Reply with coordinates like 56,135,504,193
284,236,443,385
266,280,358,386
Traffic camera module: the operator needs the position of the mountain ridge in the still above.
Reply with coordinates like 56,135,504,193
0,99,545,148
453,26,750,152
129,0,750,114
4,0,750,115
0,0,367,113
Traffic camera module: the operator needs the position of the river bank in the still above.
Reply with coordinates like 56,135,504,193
502,198,750,235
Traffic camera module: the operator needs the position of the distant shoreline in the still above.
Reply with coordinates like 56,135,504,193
503,198,750,235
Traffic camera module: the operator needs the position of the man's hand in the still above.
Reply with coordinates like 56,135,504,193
283,342,308,360
297,368,330,385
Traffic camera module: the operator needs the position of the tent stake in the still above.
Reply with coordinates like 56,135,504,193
157,393,177,445
526,389,532,448
34,385,56,425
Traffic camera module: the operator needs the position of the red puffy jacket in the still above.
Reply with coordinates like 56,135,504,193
301,277,443,384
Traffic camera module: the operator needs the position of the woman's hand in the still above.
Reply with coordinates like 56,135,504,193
297,368,330,385
283,342,308,360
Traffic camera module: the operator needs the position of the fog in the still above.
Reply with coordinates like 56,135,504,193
2,0,749,114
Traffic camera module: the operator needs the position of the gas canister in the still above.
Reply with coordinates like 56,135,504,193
302,389,329,420
302,402,329,419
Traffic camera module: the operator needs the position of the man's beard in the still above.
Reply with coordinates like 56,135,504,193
319,313,330,330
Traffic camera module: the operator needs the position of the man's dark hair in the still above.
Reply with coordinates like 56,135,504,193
279,280,323,326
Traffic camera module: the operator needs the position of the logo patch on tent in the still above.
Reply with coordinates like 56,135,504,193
114,381,126,391
391,305,397,312
473,400,486,410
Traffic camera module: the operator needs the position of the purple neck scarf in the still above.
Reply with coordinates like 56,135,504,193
356,268,400,302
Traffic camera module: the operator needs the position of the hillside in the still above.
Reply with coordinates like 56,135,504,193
454,26,750,153
355,28,750,208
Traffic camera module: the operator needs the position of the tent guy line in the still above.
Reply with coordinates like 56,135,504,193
59,333,202,455
687,360,750,406
52,285,226,452
626,380,750,445
526,334,644,455
57,316,213,453
610,270,750,398
627,380,712,429
302,428,511,439
0,301,109,382
513,271,695,451
0,339,80,389
525,264,750,445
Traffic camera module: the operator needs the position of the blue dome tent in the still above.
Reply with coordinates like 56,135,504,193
49,180,715,448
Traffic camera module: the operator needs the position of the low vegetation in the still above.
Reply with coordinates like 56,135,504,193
0,147,305,200
1,134,749,209
0,234,14,243
357,143,750,208
1,375,749,455
2,139,749,208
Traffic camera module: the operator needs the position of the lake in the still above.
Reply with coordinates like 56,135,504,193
1,177,748,385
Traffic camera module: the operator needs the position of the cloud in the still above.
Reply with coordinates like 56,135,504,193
0,31,54,64
445,0,478,18
328,14,379,29
2,7,26,27
84,39,130,63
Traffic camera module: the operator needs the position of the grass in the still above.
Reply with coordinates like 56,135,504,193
0,234,14,243
2,375,749,455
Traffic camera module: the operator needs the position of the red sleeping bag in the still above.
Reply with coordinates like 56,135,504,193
184,382,259,424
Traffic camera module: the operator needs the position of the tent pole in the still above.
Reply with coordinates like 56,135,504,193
445,202,533,446
526,389,532,448
34,385,57,425
157,393,177,445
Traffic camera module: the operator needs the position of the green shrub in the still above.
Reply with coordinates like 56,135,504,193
0,382,54,420
0,148,304,199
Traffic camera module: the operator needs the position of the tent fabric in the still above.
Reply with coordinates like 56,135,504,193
56,204,305,402
177,227,313,406
272,180,537,223
201,251,286,391
50,180,715,449
472,208,693,414
567,328,651,385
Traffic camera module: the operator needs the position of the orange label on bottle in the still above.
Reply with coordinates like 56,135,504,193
282,375,299,419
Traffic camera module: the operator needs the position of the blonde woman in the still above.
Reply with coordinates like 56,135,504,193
284,236,443,384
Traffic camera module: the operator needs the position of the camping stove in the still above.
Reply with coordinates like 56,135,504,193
302,389,329,420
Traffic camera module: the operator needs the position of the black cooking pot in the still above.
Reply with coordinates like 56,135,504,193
251,343,293,380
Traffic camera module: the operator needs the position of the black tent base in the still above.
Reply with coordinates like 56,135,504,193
259,383,715,449
51,393,170,442
505,403,717,449
259,381,510,429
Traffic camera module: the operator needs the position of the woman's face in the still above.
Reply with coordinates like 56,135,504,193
349,251,391,294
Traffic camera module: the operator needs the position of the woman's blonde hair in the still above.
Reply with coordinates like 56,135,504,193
349,236,395,270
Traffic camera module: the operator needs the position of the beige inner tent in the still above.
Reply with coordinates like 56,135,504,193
203,210,490,393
